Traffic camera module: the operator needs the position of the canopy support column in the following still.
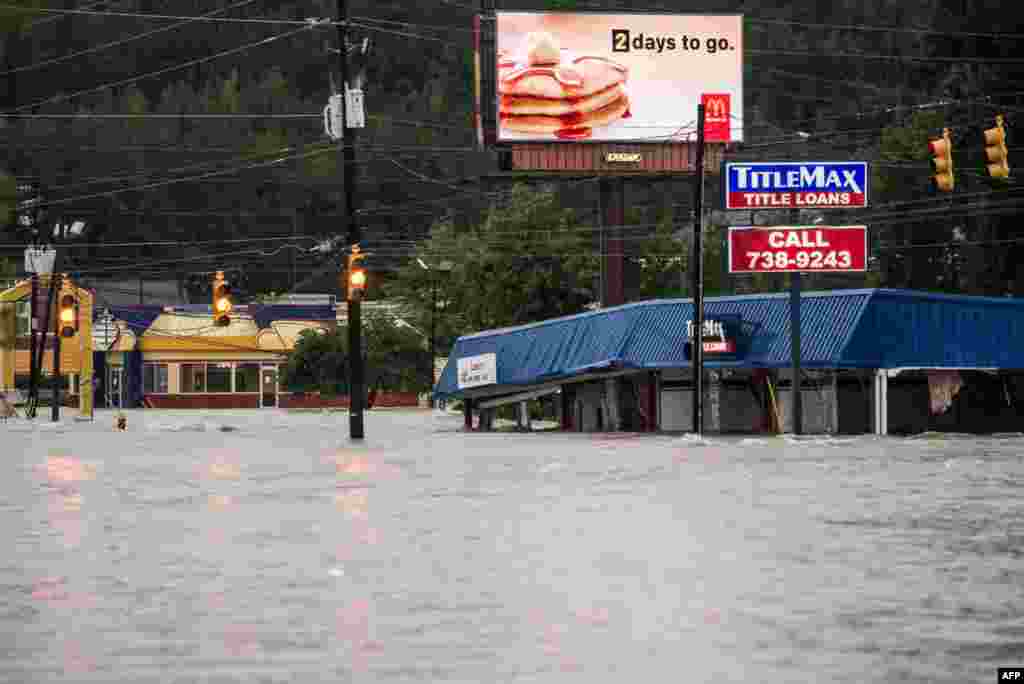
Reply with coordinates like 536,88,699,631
873,369,888,435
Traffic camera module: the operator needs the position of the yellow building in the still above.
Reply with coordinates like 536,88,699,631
97,303,336,409
0,276,94,416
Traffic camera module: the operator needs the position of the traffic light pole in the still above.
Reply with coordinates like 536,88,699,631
692,103,706,436
28,274,38,414
52,274,62,423
337,0,364,440
430,276,437,407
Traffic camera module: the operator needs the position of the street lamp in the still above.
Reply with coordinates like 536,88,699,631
418,258,453,406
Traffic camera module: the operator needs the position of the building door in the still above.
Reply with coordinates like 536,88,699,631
107,367,123,408
260,366,278,408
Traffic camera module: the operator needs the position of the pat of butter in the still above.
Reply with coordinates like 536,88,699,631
526,32,560,66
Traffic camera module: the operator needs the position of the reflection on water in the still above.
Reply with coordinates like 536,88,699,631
0,411,1022,683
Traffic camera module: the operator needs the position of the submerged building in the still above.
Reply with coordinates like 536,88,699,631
433,289,1024,435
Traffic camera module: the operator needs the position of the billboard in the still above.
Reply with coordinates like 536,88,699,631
494,12,743,143
724,162,868,209
727,226,868,273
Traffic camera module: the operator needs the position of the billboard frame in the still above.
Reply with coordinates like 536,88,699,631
486,10,744,147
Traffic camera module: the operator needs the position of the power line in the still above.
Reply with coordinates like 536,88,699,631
746,17,1024,41
0,0,260,76
0,3,337,26
748,48,1024,64
9,22,317,113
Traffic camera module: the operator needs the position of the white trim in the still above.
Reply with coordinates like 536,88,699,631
886,367,1000,377
477,385,561,410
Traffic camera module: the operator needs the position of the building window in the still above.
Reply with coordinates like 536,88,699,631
235,364,260,393
207,363,232,393
181,364,206,393
143,364,168,394
15,299,30,337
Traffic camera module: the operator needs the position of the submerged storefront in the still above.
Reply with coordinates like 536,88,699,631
98,304,337,409
433,289,1024,435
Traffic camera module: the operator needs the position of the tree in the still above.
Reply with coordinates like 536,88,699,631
280,313,431,396
0,257,16,290
385,184,599,337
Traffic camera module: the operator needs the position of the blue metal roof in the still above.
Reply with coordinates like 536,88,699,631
434,289,1024,399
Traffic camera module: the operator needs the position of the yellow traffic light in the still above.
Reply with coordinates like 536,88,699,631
929,127,955,192
212,271,232,327
983,114,1009,180
58,288,77,338
346,246,368,301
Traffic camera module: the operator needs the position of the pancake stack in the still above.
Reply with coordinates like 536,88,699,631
498,32,630,139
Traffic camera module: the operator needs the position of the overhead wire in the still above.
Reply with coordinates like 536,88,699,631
0,0,260,76
9,21,318,113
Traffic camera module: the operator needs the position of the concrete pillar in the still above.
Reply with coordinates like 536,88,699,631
707,370,721,433
518,400,531,431
830,371,839,434
873,370,888,435
604,378,619,432
560,385,573,431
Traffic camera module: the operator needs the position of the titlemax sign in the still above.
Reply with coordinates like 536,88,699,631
725,162,868,209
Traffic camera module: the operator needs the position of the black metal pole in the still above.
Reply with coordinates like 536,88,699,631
337,0,364,440
692,104,706,435
28,274,38,413
788,208,803,435
430,276,437,406
52,274,62,422
37,269,59,418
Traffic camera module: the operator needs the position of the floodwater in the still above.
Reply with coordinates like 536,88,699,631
1,409,1022,683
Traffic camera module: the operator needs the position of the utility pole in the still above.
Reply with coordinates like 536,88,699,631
789,207,802,435
430,276,437,406
692,103,706,436
336,0,364,440
28,274,38,415
52,274,62,422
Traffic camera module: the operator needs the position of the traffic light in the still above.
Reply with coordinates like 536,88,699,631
929,127,955,192
346,245,368,301
58,280,78,338
983,114,1009,180
212,271,232,327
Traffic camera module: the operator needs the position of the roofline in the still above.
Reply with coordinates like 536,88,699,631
457,288,881,341
455,288,1024,342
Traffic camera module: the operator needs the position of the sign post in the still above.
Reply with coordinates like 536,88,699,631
727,223,868,434
788,210,802,435
692,103,706,436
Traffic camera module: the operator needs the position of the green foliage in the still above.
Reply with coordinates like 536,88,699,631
875,110,945,196
280,315,432,395
0,171,14,229
281,328,347,394
0,257,16,290
386,184,598,337
0,0,45,35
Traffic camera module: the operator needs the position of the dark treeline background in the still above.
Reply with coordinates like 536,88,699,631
2,0,1023,303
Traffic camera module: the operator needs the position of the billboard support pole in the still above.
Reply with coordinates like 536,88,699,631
692,103,706,436
789,208,802,435
600,179,625,307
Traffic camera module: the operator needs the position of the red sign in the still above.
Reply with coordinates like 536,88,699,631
702,93,730,142
728,226,867,273
702,340,736,353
